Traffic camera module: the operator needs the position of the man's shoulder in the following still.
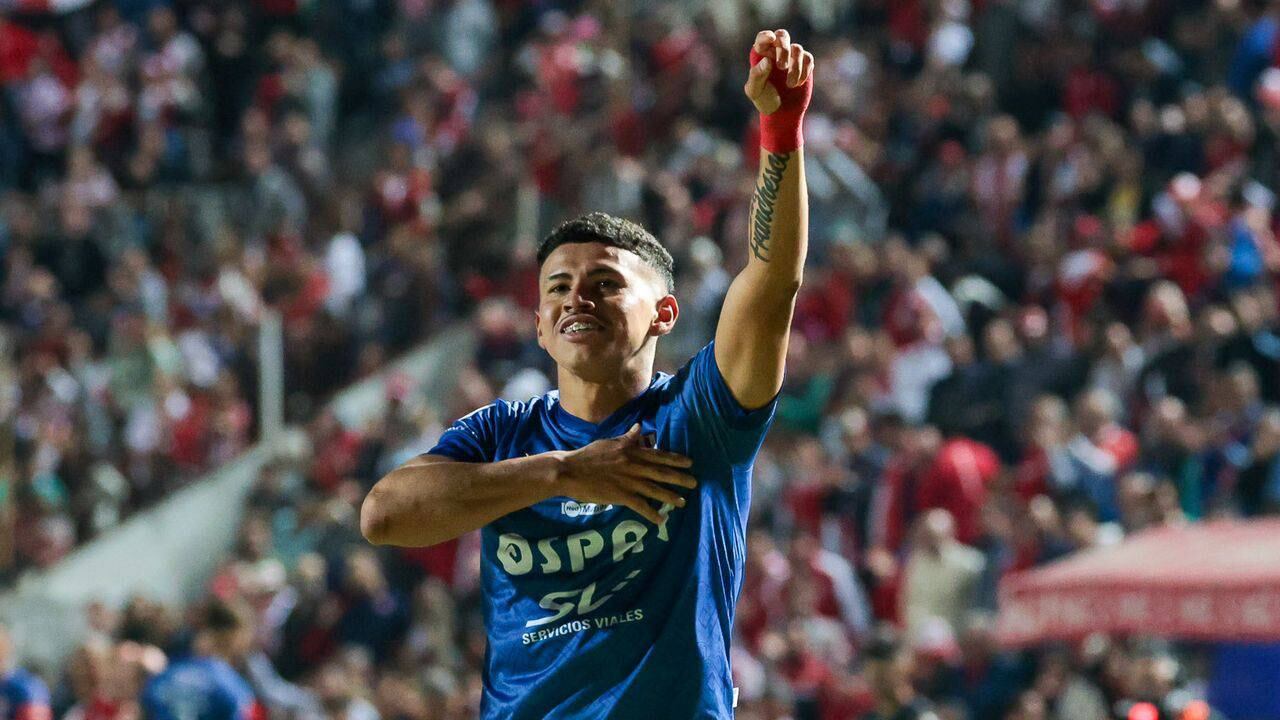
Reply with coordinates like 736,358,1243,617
457,394,550,424
151,655,232,678
0,668,48,700
663,342,716,389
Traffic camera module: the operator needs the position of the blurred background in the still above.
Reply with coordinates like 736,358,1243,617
3,0,1280,718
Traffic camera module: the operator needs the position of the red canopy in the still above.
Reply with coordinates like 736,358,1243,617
996,519,1280,646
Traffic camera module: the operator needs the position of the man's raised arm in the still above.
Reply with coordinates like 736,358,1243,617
714,29,814,410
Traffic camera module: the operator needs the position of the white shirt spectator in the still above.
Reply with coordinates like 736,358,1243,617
20,69,72,153
177,330,223,389
324,231,366,317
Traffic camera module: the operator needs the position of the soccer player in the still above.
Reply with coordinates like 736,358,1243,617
0,626,52,720
361,29,814,718
141,599,264,720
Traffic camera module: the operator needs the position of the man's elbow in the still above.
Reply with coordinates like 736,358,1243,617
777,276,803,299
754,272,802,302
758,277,803,324
360,487,392,545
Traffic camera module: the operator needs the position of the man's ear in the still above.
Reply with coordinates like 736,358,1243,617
652,295,679,336
534,310,546,349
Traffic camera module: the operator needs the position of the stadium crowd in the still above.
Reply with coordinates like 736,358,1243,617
4,0,1280,718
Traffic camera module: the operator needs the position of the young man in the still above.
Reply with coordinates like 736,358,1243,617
361,30,814,718
141,599,263,720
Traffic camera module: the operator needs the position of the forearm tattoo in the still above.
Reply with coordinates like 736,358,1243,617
748,151,793,263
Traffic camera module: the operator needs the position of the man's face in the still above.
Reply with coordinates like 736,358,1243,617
536,242,677,381
204,625,255,664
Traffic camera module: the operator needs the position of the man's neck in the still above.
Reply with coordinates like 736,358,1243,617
557,364,654,424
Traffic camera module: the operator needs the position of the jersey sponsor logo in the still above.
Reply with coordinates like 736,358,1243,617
523,571,639,628
521,608,645,645
494,503,677,629
561,500,612,517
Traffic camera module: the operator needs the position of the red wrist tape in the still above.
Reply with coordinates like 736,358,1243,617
749,48,811,153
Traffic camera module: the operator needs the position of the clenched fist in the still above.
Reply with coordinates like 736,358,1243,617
745,29,814,153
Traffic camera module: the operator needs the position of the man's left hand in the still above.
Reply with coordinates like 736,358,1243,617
744,29,814,116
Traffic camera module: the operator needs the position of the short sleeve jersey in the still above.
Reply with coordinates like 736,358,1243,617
0,669,50,720
141,657,257,720
427,342,778,719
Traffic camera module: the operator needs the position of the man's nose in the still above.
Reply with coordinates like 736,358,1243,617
562,283,597,311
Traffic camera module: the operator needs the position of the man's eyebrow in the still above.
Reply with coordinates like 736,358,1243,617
543,267,623,283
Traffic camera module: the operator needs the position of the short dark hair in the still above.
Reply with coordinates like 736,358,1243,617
201,597,253,634
537,212,675,292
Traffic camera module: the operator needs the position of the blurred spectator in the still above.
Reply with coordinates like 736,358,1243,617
901,510,985,642
336,550,409,664
0,624,52,720
140,598,260,720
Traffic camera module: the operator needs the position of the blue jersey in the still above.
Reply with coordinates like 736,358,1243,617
142,657,256,720
428,342,777,719
0,669,50,720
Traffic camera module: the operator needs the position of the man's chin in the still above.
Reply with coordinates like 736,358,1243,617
553,346,623,381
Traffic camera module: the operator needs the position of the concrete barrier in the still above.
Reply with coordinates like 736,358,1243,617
0,324,472,670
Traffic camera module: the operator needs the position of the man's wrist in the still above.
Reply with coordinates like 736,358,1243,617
532,451,569,498
746,43,811,153
759,114,804,154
